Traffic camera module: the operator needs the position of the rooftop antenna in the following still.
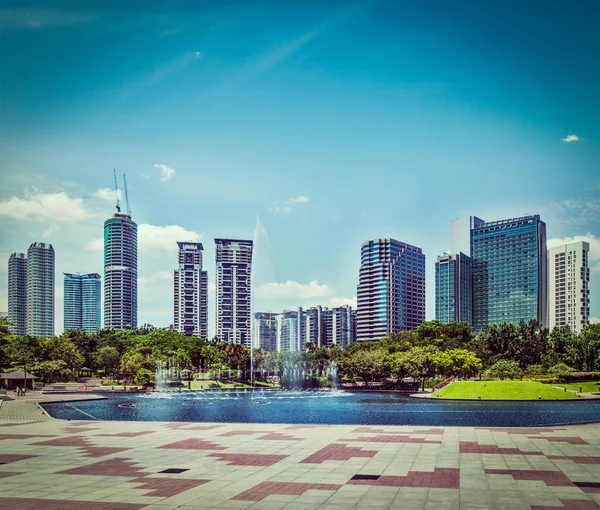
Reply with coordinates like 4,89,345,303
113,169,121,213
123,173,131,217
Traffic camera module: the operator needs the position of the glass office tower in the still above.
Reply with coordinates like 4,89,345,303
356,238,426,341
435,253,472,324
64,273,101,332
471,215,547,331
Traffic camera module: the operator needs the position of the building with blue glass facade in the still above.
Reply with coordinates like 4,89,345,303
435,252,472,324
471,215,547,331
356,238,425,341
64,273,101,332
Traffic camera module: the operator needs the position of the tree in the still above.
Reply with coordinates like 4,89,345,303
30,360,69,384
579,325,600,372
42,336,84,379
135,368,155,386
517,319,549,368
485,360,522,380
339,349,386,384
400,346,440,390
432,349,482,379
94,346,121,377
548,363,573,382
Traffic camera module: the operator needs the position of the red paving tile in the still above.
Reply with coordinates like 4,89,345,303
130,476,210,497
35,436,129,457
352,427,443,435
62,427,100,434
300,443,377,464
257,432,302,441
96,431,155,437
460,441,543,455
0,472,22,479
531,500,600,510
233,481,342,501
348,468,460,488
0,434,53,440
0,421,43,427
219,430,272,437
485,469,573,486
159,438,226,450
342,435,441,443
208,453,288,466
527,436,590,445
0,498,146,509
476,427,567,434
59,457,147,477
0,454,37,464
548,456,600,464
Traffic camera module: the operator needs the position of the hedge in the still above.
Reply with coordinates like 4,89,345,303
560,372,600,382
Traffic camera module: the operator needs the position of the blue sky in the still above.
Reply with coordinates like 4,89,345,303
0,0,599,335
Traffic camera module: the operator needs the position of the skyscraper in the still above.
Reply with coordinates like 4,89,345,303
451,216,485,256
548,241,590,332
356,238,426,341
215,238,253,346
472,215,547,331
435,253,473,324
280,310,301,352
64,273,101,333
174,242,208,338
254,312,278,351
26,242,55,338
104,213,138,330
320,305,354,349
8,253,27,336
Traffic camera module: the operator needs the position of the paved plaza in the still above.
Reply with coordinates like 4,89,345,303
1,401,600,509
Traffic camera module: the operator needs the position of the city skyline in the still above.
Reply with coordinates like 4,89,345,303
0,1,598,334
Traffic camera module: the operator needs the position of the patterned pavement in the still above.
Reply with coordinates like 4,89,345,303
1,416,600,509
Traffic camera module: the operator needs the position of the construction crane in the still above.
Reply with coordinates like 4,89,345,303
113,169,121,213
123,173,131,217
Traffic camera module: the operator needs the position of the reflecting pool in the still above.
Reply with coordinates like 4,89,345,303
41,390,600,427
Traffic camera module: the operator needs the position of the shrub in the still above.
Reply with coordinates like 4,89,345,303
485,360,522,380
524,364,546,377
560,372,600,382
549,363,574,382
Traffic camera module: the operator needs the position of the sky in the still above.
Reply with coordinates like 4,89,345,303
0,0,599,337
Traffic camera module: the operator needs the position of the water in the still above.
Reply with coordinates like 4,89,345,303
41,391,600,427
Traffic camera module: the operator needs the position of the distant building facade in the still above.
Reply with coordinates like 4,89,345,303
104,213,138,330
8,252,27,336
548,241,590,333
64,273,101,333
26,242,55,338
356,238,426,341
280,310,301,352
174,242,208,338
254,312,279,351
451,216,484,257
435,253,473,324
471,215,547,331
215,239,253,346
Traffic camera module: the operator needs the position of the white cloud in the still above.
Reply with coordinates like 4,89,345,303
154,163,176,181
256,280,333,299
86,223,202,253
329,296,357,309
94,188,122,202
270,195,310,214
548,234,600,271
195,51,203,59
139,270,173,285
562,134,580,143
140,173,150,179
591,317,600,325
138,224,202,251
43,224,60,237
0,190,94,222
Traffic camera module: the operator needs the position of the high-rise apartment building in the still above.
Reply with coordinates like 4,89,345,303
280,310,301,352
254,312,278,351
64,273,101,332
104,213,138,329
320,305,354,349
174,242,208,338
548,241,590,332
8,253,27,336
451,216,485,256
471,215,547,331
215,238,253,346
26,242,55,338
356,238,426,341
435,253,473,324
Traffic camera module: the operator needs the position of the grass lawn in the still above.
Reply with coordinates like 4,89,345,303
554,381,600,393
435,380,578,400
